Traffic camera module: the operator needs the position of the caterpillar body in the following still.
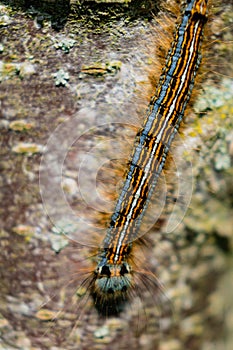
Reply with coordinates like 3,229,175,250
81,0,209,316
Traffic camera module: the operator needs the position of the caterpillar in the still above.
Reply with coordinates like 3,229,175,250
80,0,209,316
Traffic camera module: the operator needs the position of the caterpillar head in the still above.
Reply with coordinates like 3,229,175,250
90,262,133,316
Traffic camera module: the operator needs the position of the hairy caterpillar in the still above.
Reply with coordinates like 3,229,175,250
77,0,209,316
